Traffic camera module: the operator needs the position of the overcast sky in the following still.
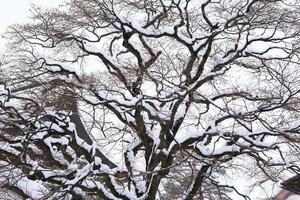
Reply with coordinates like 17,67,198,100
0,0,62,51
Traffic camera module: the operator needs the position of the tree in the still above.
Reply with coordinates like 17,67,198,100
0,0,300,199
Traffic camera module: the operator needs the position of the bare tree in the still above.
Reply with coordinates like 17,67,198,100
0,0,300,199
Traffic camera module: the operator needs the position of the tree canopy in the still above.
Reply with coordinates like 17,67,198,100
0,0,300,199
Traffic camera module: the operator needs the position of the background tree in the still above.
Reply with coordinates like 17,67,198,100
0,0,300,199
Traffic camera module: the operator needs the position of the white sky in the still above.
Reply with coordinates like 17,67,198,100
0,0,62,51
